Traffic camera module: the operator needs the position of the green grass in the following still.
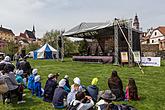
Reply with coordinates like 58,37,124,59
0,58,165,110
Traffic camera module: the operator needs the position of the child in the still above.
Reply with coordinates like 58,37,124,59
34,75,44,98
125,78,140,101
27,69,38,93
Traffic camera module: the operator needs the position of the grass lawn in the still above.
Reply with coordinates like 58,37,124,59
0,58,165,110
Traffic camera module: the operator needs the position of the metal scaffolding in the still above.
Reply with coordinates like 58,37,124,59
127,19,133,66
114,19,119,65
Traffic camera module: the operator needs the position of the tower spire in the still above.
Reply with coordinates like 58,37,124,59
32,25,35,36
133,14,139,30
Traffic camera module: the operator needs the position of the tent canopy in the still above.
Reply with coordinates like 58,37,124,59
33,43,57,59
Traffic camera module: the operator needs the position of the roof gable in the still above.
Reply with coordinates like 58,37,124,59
25,30,36,39
0,27,15,35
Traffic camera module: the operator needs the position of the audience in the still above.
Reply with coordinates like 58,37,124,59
67,77,81,105
0,55,138,110
108,70,125,101
96,90,116,110
33,75,44,98
43,74,58,102
27,69,38,93
87,78,99,102
68,91,94,110
125,78,140,101
4,64,25,104
52,79,68,108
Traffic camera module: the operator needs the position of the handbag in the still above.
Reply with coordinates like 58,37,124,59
0,82,9,94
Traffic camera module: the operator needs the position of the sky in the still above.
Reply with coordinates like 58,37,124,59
0,0,165,38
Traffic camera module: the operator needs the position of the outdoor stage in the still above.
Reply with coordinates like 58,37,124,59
72,56,113,63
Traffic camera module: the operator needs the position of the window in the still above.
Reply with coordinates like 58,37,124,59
152,40,154,43
155,32,157,36
147,39,150,43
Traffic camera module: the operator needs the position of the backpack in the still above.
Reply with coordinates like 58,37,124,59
66,101,80,110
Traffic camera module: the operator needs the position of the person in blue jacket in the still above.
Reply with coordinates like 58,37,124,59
34,75,44,98
27,69,38,94
87,78,99,102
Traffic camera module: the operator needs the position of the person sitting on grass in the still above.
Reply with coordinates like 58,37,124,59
67,77,82,105
15,70,26,88
33,75,44,98
108,70,125,101
27,69,38,93
43,74,58,102
52,79,68,109
64,75,70,89
87,78,99,102
125,78,140,101
68,91,94,110
4,64,25,104
96,90,116,110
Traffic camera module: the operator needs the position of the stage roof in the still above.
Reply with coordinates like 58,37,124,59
63,22,142,38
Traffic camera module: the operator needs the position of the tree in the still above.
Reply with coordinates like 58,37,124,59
2,41,18,56
26,43,40,53
42,30,79,56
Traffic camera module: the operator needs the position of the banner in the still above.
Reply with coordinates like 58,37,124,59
133,51,141,63
121,52,128,63
141,57,161,67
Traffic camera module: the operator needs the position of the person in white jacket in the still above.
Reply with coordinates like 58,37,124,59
69,91,94,110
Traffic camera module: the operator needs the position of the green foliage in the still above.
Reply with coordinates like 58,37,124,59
42,30,79,56
43,29,60,48
26,43,40,53
2,41,18,55
77,39,88,55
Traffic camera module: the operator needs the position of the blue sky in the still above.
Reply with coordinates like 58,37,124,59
0,0,165,38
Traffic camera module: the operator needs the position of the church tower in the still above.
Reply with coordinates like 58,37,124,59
32,25,35,36
133,14,139,30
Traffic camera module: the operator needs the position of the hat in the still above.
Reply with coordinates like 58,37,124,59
91,78,98,85
59,79,66,87
48,73,55,78
4,56,11,62
73,77,80,85
35,75,41,82
101,90,116,101
16,70,24,76
32,69,38,75
64,75,69,79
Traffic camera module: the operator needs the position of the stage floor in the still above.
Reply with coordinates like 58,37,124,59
72,56,113,63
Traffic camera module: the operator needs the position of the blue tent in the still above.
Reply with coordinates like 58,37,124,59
33,43,57,59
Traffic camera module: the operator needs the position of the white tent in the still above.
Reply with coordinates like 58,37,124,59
33,43,57,59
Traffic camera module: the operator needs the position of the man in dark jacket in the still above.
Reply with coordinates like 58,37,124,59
43,74,58,102
52,79,68,108
19,57,31,76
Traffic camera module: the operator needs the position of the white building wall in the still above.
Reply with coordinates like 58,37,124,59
150,30,165,44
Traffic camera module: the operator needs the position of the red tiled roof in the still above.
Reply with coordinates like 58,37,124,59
20,33,27,38
157,26,165,35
